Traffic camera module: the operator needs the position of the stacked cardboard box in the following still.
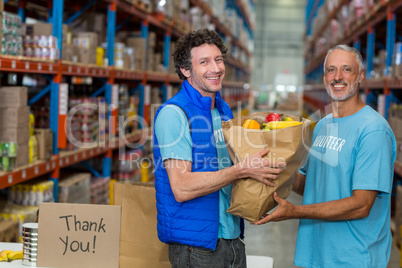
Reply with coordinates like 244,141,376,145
72,32,99,65
34,129,53,160
169,41,176,74
24,23,68,44
172,0,188,26
126,35,146,71
58,173,91,204
90,177,110,204
69,12,106,45
147,31,157,71
0,87,30,169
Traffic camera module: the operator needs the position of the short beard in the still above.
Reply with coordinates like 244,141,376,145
190,69,223,94
325,76,360,101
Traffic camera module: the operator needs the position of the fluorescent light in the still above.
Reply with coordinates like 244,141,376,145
276,85,286,91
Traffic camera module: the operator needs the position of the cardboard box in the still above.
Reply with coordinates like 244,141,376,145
0,86,27,107
25,22,52,36
35,128,53,160
147,50,155,71
148,31,156,48
114,182,170,268
0,106,30,128
76,32,99,48
126,37,146,54
69,13,106,44
135,58,145,71
393,64,402,78
25,23,68,43
78,47,96,64
58,173,91,204
0,220,19,242
37,202,121,268
0,126,29,144
72,32,98,64
154,53,162,70
15,142,29,168
62,43,74,61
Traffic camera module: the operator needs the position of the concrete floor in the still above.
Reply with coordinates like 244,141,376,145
244,191,401,268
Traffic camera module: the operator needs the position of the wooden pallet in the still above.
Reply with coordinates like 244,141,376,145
136,1,152,14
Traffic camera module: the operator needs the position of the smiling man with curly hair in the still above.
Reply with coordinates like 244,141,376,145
152,28,285,268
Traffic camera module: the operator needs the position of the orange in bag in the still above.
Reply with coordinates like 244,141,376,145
242,119,260,130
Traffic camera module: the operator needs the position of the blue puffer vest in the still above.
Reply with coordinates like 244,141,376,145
153,80,234,251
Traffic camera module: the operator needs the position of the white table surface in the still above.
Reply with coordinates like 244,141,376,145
0,242,50,268
246,255,274,268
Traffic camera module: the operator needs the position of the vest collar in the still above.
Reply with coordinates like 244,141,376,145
182,80,225,111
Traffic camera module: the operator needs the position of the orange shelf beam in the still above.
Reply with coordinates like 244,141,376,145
0,56,58,74
0,158,57,189
0,130,147,190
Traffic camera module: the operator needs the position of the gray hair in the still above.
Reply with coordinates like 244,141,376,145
323,44,364,74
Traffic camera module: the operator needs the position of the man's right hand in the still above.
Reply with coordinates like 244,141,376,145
234,148,286,187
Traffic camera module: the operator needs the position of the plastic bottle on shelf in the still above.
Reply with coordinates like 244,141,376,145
22,185,30,206
29,185,37,206
15,184,23,205
96,46,104,66
28,110,38,163
29,111,35,137
140,160,150,182
29,135,38,163
8,185,16,204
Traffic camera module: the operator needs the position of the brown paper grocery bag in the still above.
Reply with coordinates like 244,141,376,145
222,112,311,223
113,182,170,268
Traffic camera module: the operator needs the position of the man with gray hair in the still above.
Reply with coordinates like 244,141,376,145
255,44,396,267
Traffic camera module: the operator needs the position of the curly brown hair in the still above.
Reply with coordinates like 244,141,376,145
173,28,228,80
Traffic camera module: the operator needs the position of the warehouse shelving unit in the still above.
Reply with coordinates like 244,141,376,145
303,0,402,175
0,130,148,189
0,0,254,197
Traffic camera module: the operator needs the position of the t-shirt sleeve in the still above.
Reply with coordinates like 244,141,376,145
298,164,307,176
352,130,394,194
154,105,192,162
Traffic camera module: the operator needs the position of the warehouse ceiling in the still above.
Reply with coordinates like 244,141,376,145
252,0,306,86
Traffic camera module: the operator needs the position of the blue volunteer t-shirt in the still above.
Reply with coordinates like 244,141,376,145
295,106,396,268
155,105,240,239
211,108,241,239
